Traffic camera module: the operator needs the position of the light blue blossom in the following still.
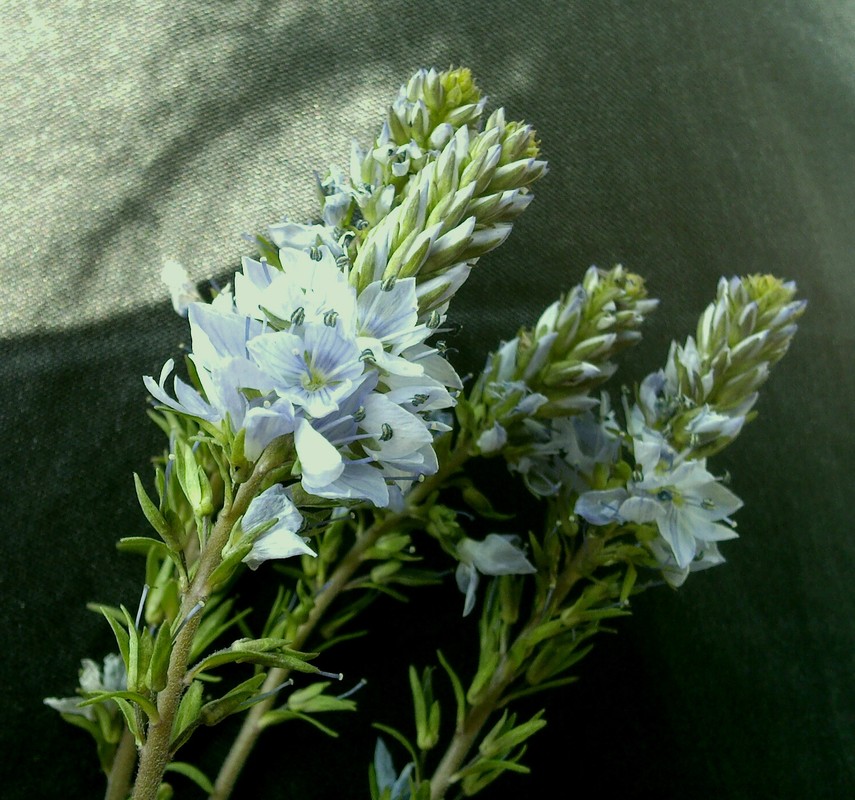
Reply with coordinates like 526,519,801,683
455,534,537,616
509,399,621,496
373,737,413,800
575,431,741,571
145,222,462,508
241,484,314,570
44,654,127,720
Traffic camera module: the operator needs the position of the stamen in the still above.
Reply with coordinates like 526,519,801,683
317,669,344,681
291,307,306,327
173,600,206,640
135,584,150,630
379,423,394,442
359,348,376,363
411,393,429,407
309,245,323,261
353,406,366,422
235,679,294,711
426,310,441,329
337,678,367,700
323,310,339,327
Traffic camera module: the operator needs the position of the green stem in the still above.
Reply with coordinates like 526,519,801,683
104,727,137,800
130,450,282,800
209,438,472,800
427,534,592,799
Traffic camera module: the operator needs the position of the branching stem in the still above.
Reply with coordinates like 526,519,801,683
208,437,471,800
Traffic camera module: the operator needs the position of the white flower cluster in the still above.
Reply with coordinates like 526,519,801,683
146,223,462,511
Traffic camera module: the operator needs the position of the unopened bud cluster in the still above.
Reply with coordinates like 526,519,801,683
466,265,657,453
636,274,805,456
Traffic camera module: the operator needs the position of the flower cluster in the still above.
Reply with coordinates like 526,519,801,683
146,225,462,511
636,274,806,456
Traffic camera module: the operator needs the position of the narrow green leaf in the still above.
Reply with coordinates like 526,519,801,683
437,650,467,727
120,605,141,693
99,608,130,669
112,697,143,748
170,680,204,752
134,473,180,550
147,622,172,693
80,690,160,724
371,723,420,781
165,762,215,794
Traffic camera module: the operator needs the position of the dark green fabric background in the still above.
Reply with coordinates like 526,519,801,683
2,1,852,797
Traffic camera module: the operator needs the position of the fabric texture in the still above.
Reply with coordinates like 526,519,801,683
2,1,852,797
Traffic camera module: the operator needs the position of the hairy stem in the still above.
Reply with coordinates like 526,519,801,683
209,438,472,800
130,451,280,800
104,728,137,800
428,534,592,799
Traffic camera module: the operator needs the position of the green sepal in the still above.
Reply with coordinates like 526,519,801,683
146,622,173,693
134,473,181,551
409,665,440,751
99,607,130,671
190,598,252,662
120,605,141,693
170,680,204,752
186,640,321,681
164,762,215,794
259,708,340,737
80,690,160,725
174,440,204,515
114,697,145,748
155,783,174,800
117,536,172,559
436,650,467,728
620,562,638,606
459,483,514,520
286,681,357,715
478,709,546,759
198,673,267,726
371,723,421,782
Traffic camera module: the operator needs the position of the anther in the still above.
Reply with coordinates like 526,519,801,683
290,307,306,326
324,310,339,327
426,310,441,329
380,423,394,441
359,349,375,363
353,406,366,422
309,245,323,261
380,275,396,292
411,393,429,407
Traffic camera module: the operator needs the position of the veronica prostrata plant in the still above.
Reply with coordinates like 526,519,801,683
45,67,803,800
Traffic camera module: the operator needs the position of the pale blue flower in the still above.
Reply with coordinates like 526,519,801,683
241,484,314,570
575,431,742,570
145,220,462,510
373,737,413,800
247,324,364,418
455,534,537,616
44,654,127,720
160,259,200,316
